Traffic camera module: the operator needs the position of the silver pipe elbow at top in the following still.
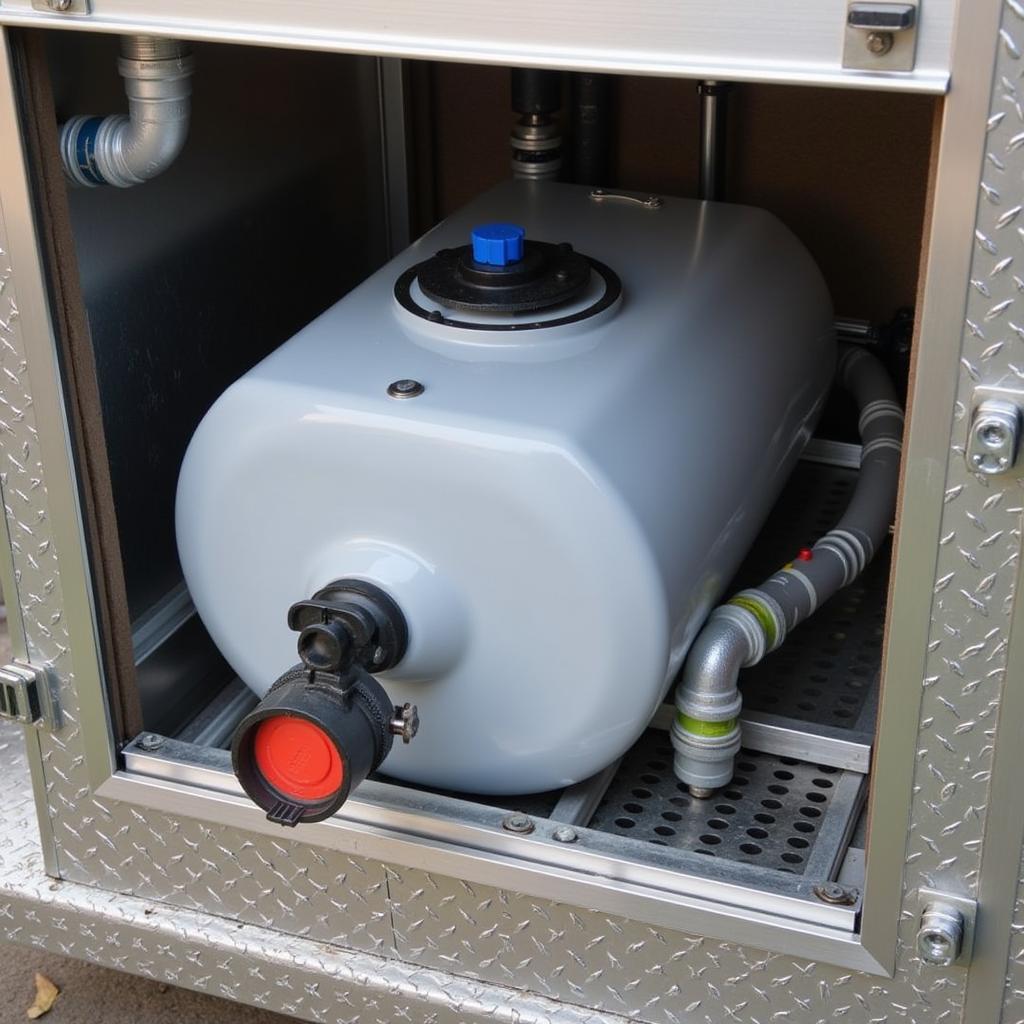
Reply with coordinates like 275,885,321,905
60,36,194,189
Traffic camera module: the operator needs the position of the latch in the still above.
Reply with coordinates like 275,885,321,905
0,660,59,730
843,2,919,73
916,888,976,967
29,0,91,13
966,387,1024,477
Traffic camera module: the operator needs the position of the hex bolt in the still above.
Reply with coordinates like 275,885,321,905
917,902,965,967
813,882,859,906
501,813,535,834
387,379,425,400
552,825,578,843
138,733,165,751
866,31,894,56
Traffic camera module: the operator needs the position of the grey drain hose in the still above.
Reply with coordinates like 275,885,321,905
60,36,193,189
671,345,903,796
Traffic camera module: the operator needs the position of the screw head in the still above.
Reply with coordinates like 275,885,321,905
138,733,164,751
552,825,578,843
866,31,894,55
502,813,535,834
814,882,858,905
48,0,74,10
387,379,425,400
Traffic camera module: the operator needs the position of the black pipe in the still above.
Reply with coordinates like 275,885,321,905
697,81,731,201
571,73,612,186
511,68,562,115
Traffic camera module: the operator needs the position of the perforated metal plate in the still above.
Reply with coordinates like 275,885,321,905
589,731,860,875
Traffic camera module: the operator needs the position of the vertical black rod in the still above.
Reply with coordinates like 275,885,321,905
697,81,731,201
571,72,612,186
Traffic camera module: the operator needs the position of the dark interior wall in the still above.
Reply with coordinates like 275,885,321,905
423,64,937,323
47,35,389,620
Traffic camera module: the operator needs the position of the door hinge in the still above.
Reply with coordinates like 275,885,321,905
0,660,60,730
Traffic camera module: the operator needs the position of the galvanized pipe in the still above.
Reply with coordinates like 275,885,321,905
60,36,193,188
672,345,903,795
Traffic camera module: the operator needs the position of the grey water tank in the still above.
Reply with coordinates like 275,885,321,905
176,180,834,794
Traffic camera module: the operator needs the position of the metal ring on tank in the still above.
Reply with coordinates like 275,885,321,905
394,255,621,332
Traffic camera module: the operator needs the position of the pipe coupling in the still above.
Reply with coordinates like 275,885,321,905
670,716,741,793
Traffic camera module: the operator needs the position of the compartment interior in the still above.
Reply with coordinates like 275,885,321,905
26,30,939,893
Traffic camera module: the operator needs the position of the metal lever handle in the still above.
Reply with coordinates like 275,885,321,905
847,2,916,31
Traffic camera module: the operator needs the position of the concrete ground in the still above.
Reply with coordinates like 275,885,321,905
0,615,292,1023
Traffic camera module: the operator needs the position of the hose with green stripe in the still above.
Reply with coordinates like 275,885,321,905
671,344,902,796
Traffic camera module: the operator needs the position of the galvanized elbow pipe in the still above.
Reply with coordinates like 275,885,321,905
60,36,193,188
672,344,903,796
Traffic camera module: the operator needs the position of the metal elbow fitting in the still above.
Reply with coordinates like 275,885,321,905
60,36,193,188
671,604,764,796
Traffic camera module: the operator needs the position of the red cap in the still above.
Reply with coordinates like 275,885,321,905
797,547,814,562
253,716,344,801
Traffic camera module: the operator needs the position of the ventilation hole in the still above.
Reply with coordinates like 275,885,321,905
762,799,783,810
623,802,644,814
746,827,769,840
793,821,815,834
707,818,730,830
774,770,794,781
811,674,828,683
737,761,758,772
812,778,834,789
650,839,668,846
778,867,796,874
693,848,714,856
768,784,789,795
615,818,636,829
797,702,815,712
641,774,659,784
816,765,839,774
714,805,736,815
676,782,690,792
669,796,689,807
631,788,653,799
779,757,799,766
661,811,682,822
731,776,750,787
699,834,722,846
739,842,763,855
781,852,804,864
754,812,776,824
787,837,810,849
654,825,676,837
833,709,853,719
647,760,667,770
800,806,822,818
800,688,822,697
723,789,744,800
806,791,827,803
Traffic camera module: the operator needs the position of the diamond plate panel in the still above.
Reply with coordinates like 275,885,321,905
0,3,1019,1023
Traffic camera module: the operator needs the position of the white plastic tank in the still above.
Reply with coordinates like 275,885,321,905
177,181,834,794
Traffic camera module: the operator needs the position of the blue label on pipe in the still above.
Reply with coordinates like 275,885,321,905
75,117,107,186
471,223,526,266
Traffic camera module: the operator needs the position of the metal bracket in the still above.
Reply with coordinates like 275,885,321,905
966,386,1024,476
916,888,976,968
843,1,919,73
0,660,59,730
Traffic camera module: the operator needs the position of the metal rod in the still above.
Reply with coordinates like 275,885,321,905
697,80,731,201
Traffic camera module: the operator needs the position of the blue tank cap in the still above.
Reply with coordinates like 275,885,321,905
471,223,526,266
